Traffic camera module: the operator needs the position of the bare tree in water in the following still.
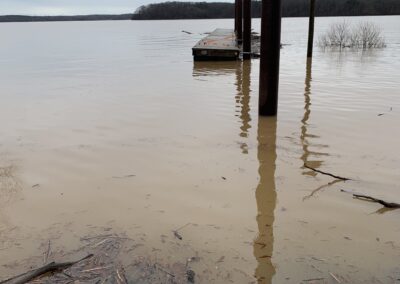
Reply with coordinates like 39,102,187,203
318,21,385,50
318,21,350,49
350,22,385,49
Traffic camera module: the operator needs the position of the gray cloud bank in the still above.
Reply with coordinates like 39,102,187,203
0,0,231,15
1,0,153,15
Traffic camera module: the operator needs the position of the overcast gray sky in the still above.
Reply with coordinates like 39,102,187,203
0,0,229,15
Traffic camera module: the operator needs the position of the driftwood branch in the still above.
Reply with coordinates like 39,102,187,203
353,194,400,208
155,264,175,278
303,179,342,201
329,272,341,283
112,174,135,179
172,223,190,240
341,189,400,209
43,240,51,264
173,230,183,240
116,267,128,284
304,164,351,181
0,254,93,284
303,278,325,282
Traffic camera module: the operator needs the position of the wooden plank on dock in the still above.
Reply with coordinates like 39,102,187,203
192,29,240,61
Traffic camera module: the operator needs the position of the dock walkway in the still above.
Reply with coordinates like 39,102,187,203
192,29,240,61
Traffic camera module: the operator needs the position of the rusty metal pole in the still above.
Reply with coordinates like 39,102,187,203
237,0,243,43
307,0,316,58
259,0,282,116
243,0,251,59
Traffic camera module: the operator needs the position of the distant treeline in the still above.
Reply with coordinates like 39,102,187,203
0,14,132,23
1,0,399,23
132,0,400,20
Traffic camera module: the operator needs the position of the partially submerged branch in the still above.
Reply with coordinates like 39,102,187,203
1,254,93,284
303,179,342,201
304,164,351,181
353,194,400,209
341,189,400,209
172,223,190,240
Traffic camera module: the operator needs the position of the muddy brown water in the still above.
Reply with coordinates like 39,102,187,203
0,16,399,283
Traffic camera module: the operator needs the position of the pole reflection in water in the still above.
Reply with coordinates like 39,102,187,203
254,116,277,283
301,58,330,171
300,58,319,167
301,59,335,200
192,59,276,281
236,61,252,154
235,60,243,117
192,60,252,155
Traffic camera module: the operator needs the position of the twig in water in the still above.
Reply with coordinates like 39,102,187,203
81,266,112,273
353,194,400,209
303,180,342,201
303,278,325,282
116,268,128,284
43,240,51,264
329,272,341,283
216,256,225,263
173,231,183,240
310,264,323,273
61,272,73,279
155,264,175,278
342,189,400,211
0,254,93,284
81,234,113,241
304,164,351,181
172,223,190,240
112,174,135,179
92,238,111,248
174,223,190,232
182,30,192,34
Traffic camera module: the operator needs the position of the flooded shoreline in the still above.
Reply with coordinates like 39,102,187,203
1,16,400,283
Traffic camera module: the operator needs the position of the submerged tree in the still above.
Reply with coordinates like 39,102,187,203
318,21,350,49
318,21,385,50
351,22,386,49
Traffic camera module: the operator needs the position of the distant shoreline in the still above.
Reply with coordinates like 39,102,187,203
1,0,399,22
132,1,400,20
0,14,133,23
1,13,399,23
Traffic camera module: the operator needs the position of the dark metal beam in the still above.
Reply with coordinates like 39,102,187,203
258,0,282,116
243,0,251,59
237,0,243,42
235,0,239,33
307,0,316,58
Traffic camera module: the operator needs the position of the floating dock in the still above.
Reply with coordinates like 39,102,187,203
192,29,240,61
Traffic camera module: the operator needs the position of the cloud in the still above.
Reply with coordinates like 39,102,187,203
0,0,232,16
0,0,140,15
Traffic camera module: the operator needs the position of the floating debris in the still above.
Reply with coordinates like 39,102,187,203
187,269,195,283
